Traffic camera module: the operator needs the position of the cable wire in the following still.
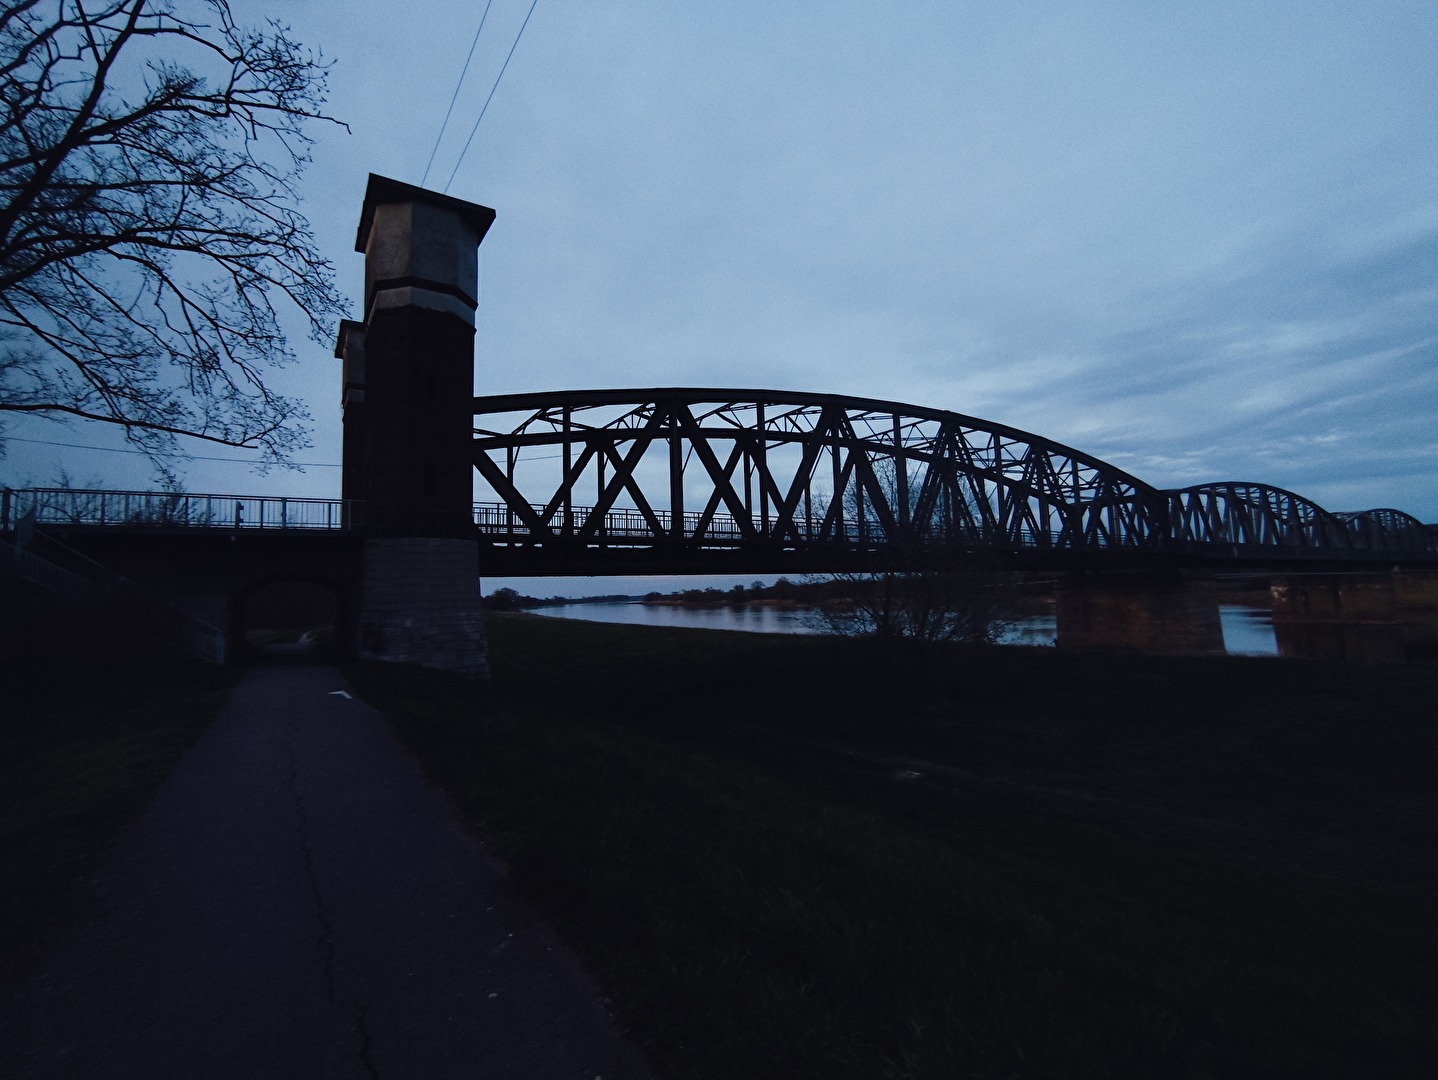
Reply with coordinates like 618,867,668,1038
444,0,542,193
5,433,569,468
420,0,496,189
3,434,342,467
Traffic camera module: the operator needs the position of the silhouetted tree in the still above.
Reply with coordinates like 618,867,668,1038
809,460,1011,645
483,586,522,611
809,562,1009,645
0,0,344,462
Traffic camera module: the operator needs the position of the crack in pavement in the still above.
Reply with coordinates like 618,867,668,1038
355,1000,380,1080
274,714,381,1080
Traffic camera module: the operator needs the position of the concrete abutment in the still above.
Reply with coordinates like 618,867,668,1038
357,538,489,677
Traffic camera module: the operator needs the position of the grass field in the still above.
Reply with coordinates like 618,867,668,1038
348,614,1438,1079
0,656,235,957
4,611,1431,1077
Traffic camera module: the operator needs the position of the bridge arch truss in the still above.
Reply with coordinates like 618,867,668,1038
471,389,1168,571
1167,483,1353,550
470,389,1438,572
1167,484,1438,556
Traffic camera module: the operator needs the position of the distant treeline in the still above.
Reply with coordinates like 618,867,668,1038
483,578,875,611
640,578,825,606
480,588,636,610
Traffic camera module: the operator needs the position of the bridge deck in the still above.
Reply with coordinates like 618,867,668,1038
5,487,1435,574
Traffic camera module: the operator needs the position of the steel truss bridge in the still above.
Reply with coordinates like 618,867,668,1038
467,388,1437,574
5,388,1434,575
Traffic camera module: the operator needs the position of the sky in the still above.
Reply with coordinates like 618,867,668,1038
5,0,1437,566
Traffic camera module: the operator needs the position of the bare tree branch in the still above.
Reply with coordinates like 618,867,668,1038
0,0,348,464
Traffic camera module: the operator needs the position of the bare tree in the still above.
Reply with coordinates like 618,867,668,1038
0,0,346,463
807,459,1012,645
809,563,1011,645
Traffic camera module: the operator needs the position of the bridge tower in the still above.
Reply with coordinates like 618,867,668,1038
339,174,496,676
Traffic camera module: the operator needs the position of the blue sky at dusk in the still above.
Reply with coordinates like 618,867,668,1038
5,0,1436,534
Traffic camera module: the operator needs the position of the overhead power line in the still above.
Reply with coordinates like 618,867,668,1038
420,0,496,189
2,434,342,467
444,0,542,193
5,434,569,468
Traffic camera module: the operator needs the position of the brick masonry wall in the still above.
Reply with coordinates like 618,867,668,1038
359,537,490,678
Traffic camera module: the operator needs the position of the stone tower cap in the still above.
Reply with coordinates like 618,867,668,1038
355,174,496,253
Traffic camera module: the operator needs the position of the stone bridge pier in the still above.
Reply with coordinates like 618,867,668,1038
1270,570,1438,662
1055,571,1226,655
337,176,497,677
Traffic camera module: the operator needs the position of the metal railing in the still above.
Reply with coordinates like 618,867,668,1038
12,488,1424,559
469,497,1438,559
470,500,1074,550
2,488,358,531
473,501,800,545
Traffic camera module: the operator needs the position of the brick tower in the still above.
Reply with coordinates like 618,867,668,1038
342,174,495,676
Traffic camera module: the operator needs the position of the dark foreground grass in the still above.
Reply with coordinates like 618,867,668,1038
0,657,235,956
347,615,1438,1079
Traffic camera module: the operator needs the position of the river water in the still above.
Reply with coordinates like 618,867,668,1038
530,602,1280,656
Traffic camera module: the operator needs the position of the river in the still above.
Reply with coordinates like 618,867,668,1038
529,601,1280,656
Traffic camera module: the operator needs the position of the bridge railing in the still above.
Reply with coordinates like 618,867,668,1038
2,488,359,531
473,501,746,542
471,500,1077,551
471,494,1438,560
18,488,1426,559
474,501,829,545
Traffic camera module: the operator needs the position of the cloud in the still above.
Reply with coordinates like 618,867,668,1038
10,1,1437,526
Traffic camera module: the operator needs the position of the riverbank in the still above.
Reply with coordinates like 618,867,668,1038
527,597,1289,654
348,614,1438,1079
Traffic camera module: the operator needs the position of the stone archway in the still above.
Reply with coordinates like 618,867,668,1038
231,572,353,662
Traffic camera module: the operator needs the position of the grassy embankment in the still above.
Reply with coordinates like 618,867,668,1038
347,614,1438,1079
0,652,235,956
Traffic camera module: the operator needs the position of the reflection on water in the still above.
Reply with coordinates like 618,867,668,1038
1000,615,1057,648
531,602,1283,656
1219,605,1279,656
1272,620,1438,663
532,602,820,636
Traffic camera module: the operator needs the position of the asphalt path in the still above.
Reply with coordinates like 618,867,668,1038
0,663,653,1079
